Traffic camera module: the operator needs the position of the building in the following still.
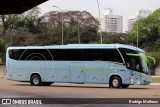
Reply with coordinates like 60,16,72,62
137,9,152,19
100,8,122,33
128,16,137,31
128,9,152,31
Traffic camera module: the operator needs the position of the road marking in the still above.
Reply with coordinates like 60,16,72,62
74,104,93,107
150,83,160,85
73,99,108,107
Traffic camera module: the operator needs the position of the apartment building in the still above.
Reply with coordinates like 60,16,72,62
100,8,122,33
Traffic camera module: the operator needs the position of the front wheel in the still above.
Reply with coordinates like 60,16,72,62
30,75,42,86
111,76,122,88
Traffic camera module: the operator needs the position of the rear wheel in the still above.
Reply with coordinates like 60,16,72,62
111,76,122,88
121,84,129,88
30,75,42,86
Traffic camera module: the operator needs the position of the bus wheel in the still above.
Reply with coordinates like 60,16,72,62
30,75,42,86
111,76,122,88
121,84,129,88
42,82,52,86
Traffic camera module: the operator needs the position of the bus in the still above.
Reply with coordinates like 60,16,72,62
6,44,151,88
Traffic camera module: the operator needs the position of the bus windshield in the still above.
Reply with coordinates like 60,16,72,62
118,48,150,75
137,53,150,75
127,52,150,74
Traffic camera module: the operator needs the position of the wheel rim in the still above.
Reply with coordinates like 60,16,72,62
33,77,39,85
112,79,119,87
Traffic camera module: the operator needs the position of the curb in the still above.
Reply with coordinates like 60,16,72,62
150,83,160,85
152,76,160,77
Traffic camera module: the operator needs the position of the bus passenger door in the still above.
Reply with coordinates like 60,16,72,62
126,58,141,85
84,62,102,83
70,63,84,83
129,70,141,85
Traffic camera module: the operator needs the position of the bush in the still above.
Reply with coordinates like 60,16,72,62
0,38,7,63
147,52,160,75
0,58,2,64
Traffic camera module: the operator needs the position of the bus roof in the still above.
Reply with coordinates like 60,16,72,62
7,44,145,53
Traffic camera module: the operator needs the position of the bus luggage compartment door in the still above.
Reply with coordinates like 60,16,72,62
70,63,84,83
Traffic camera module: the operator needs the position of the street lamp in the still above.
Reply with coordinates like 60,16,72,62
53,5,64,45
136,23,151,48
137,22,138,47
96,0,103,44
10,24,16,46
77,20,80,44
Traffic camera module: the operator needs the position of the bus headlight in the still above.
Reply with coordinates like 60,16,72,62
142,76,147,79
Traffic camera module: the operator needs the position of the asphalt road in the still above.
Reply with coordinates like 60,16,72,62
0,77,160,107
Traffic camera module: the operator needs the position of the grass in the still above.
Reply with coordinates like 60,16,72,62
151,77,160,83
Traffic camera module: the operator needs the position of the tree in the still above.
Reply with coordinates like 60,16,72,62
41,11,99,44
127,9,160,51
127,9,160,74
0,14,20,36
0,38,7,62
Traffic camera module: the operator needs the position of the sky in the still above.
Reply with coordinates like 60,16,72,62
39,0,160,32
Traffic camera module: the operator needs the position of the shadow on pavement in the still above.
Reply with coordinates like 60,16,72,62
11,83,151,89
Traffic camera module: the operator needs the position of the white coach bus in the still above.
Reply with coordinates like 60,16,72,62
6,44,151,88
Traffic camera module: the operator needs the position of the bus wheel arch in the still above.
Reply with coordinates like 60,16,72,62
109,75,122,88
30,73,42,86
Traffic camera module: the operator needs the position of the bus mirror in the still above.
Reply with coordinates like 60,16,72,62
147,56,156,65
126,53,147,63
126,53,156,65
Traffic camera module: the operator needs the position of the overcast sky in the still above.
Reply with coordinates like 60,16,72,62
39,0,160,32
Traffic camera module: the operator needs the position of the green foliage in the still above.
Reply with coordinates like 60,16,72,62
127,9,160,74
0,7,160,75
127,9,160,51
100,32,127,44
151,77,160,83
147,52,160,75
0,38,7,63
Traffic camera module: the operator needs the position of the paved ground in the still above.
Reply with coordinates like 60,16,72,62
0,77,160,107
0,65,160,107
0,65,5,78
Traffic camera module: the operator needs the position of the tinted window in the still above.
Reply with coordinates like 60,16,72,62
21,49,53,60
9,49,53,60
119,48,143,72
9,49,25,60
83,49,101,61
101,49,123,63
66,49,83,60
9,48,123,63
49,49,66,60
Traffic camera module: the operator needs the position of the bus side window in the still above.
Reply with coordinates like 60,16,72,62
9,49,23,60
130,58,136,70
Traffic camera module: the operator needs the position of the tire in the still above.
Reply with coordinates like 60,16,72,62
111,76,122,88
121,84,129,88
42,82,52,86
30,75,42,86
